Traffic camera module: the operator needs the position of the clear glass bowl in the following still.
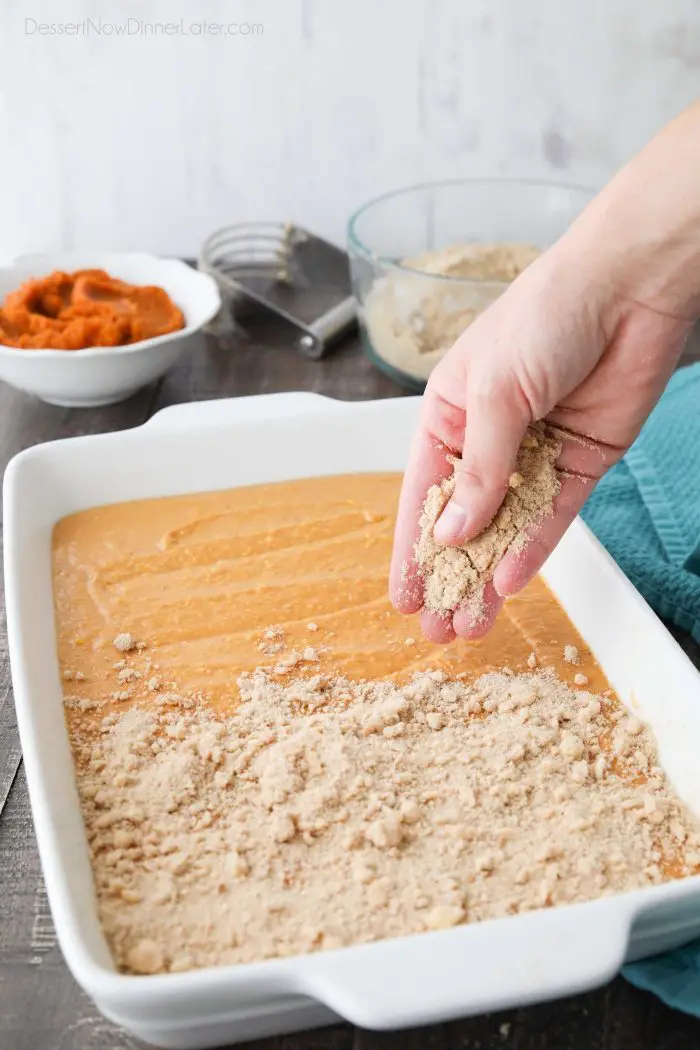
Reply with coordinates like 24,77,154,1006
347,178,595,391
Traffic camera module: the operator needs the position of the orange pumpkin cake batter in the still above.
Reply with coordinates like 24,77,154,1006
52,472,606,710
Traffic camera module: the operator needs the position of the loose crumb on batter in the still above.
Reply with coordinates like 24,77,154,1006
72,664,700,975
113,633,137,653
416,424,561,619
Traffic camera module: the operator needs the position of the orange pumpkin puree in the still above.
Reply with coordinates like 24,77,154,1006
0,269,184,350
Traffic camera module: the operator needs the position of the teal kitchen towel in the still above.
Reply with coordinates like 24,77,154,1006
581,362,700,1012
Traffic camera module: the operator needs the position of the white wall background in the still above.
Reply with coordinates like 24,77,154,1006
0,0,698,260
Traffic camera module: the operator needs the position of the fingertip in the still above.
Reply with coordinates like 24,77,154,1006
494,541,547,598
389,557,425,614
452,582,504,639
390,582,424,615
420,608,456,644
493,557,523,598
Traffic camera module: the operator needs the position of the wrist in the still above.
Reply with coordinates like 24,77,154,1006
556,103,700,325
540,211,693,378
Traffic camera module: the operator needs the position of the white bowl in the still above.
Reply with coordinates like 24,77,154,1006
0,252,221,407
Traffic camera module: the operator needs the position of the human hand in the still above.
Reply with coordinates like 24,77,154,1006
389,238,692,643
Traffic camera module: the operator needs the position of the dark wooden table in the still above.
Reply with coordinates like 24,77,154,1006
2,319,700,1050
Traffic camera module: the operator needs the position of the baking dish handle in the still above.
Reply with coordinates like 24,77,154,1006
143,392,348,431
293,898,633,1030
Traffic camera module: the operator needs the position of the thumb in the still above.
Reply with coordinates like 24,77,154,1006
433,383,531,545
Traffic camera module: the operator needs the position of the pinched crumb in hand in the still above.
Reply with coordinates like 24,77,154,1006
416,424,561,618
74,662,700,976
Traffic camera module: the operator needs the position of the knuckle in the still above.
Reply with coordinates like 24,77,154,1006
421,392,465,452
452,463,487,490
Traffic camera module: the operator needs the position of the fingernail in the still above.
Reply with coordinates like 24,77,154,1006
433,500,468,544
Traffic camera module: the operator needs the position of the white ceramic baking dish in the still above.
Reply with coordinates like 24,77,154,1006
5,392,700,1050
